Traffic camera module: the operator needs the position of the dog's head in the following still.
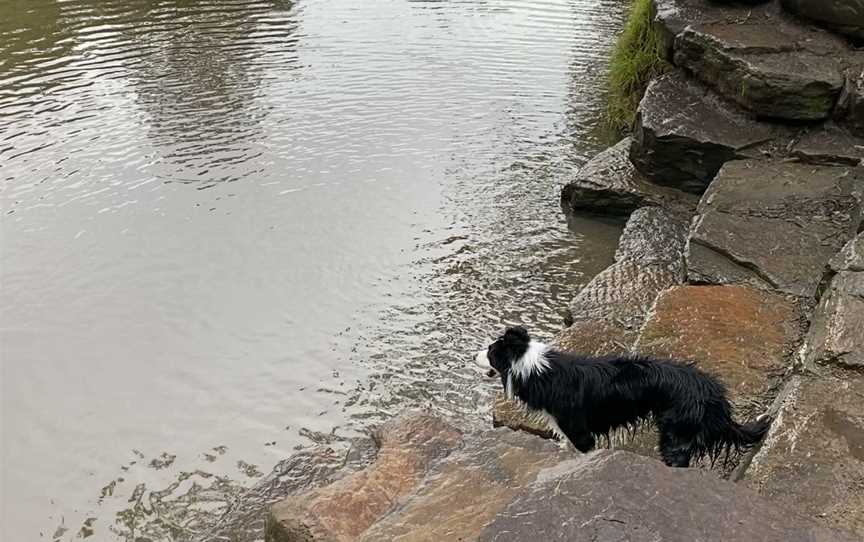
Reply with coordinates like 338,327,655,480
473,326,532,386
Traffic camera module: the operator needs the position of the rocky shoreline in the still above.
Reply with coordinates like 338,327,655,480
260,1,864,540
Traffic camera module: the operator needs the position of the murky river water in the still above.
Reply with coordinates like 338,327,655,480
1,0,627,539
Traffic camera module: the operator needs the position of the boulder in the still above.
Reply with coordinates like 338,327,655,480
480,450,858,542
359,428,567,541
746,376,864,537
803,233,864,369
635,285,802,420
687,160,863,298
673,23,846,120
266,413,462,542
781,0,864,40
614,206,689,264
630,73,776,193
560,138,698,216
791,124,864,166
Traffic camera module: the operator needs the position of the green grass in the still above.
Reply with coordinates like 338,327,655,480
605,0,669,132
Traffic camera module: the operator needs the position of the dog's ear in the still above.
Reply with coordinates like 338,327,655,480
503,326,530,345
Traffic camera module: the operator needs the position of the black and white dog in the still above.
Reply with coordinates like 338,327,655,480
475,326,771,467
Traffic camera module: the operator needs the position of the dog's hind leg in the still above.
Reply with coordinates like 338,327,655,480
557,415,596,453
658,429,693,468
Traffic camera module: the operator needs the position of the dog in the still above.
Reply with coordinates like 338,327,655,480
474,326,771,467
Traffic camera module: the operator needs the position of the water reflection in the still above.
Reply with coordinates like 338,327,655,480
1,0,627,540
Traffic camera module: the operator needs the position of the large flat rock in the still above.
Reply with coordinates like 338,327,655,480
782,0,864,40
359,428,567,541
803,232,864,369
687,160,863,298
480,450,858,542
674,23,845,120
635,285,802,419
746,376,864,538
266,413,462,542
630,72,776,193
614,206,689,264
560,138,698,216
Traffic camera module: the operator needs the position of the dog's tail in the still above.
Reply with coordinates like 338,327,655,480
726,414,772,449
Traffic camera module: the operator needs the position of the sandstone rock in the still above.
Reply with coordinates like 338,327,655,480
569,259,683,331
630,73,775,192
560,138,698,216
687,160,863,298
480,450,858,542
802,232,864,369
614,206,690,264
782,0,864,40
746,376,864,537
359,428,567,541
266,413,462,542
635,285,802,419
491,392,554,439
674,23,845,120
791,124,864,166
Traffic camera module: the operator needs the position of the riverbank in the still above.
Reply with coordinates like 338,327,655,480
262,1,864,539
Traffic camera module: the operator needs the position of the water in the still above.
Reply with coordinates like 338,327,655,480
0,0,627,539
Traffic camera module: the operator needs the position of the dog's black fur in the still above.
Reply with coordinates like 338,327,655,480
480,326,771,468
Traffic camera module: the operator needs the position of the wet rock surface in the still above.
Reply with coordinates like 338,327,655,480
480,450,858,542
614,206,689,264
781,0,864,40
266,413,462,542
630,73,776,192
635,285,802,419
687,160,863,298
359,427,567,541
560,138,698,216
746,376,864,538
804,233,864,369
791,124,864,166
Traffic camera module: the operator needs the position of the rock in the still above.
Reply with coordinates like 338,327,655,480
480,450,858,542
635,285,802,420
687,160,863,298
746,376,864,537
266,412,462,542
569,260,683,330
560,138,698,216
614,206,690,264
630,72,776,193
781,0,864,40
492,392,555,439
674,23,845,120
802,233,864,369
653,0,782,48
359,428,568,541
836,65,864,137
791,124,864,166
830,231,864,272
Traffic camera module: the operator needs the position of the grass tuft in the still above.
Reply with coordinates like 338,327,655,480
605,0,669,133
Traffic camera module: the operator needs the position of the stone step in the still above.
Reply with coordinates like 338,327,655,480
791,123,864,166
630,72,782,193
745,375,864,538
559,137,698,216
268,416,859,541
781,0,864,41
653,0,862,123
686,159,863,298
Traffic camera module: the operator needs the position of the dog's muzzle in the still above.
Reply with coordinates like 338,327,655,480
473,349,498,378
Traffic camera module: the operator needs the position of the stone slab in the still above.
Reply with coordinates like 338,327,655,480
480,450,858,542
630,72,776,193
782,0,864,40
746,376,864,538
687,160,863,298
